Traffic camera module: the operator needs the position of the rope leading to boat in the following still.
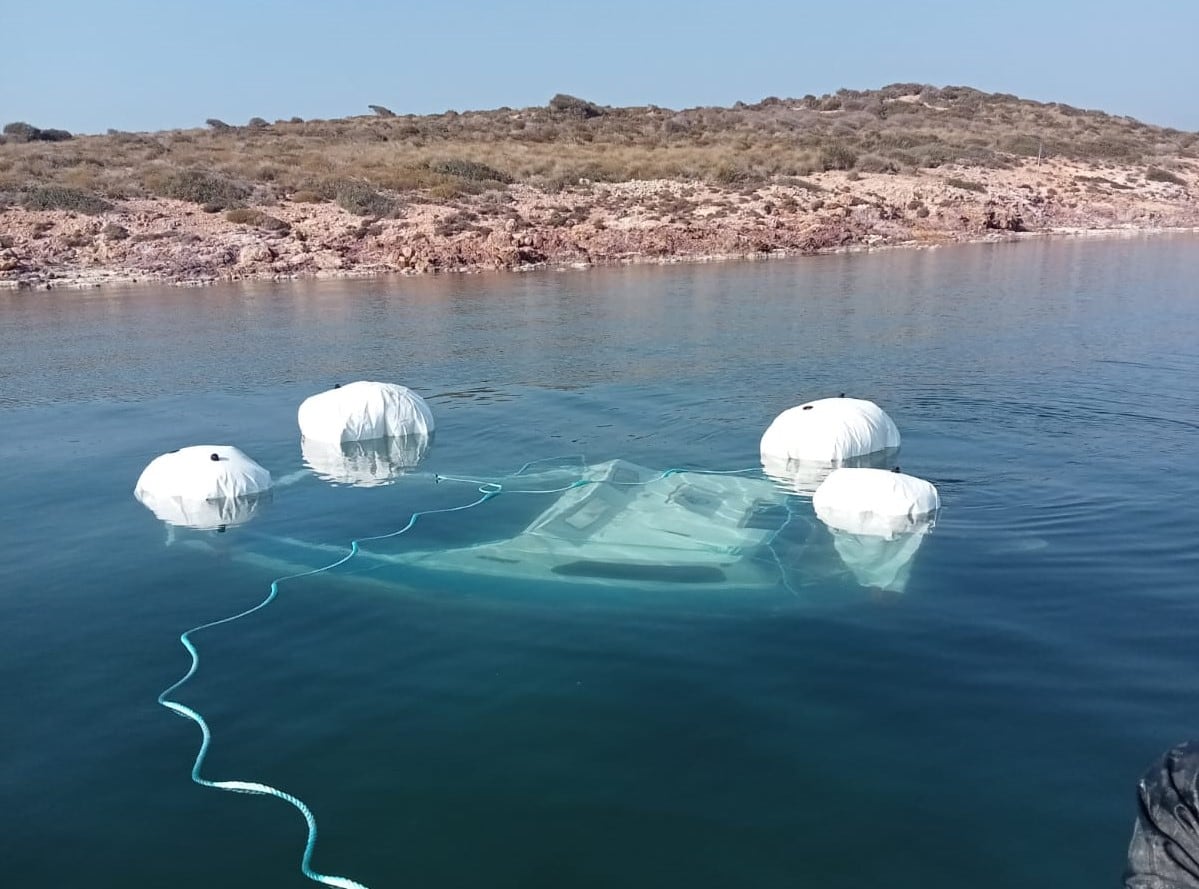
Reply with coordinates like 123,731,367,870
158,481,502,889
158,457,784,888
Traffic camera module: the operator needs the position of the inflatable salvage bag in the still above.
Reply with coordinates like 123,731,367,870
298,381,434,443
298,381,435,487
301,434,431,488
813,468,939,594
134,445,272,530
813,467,939,539
761,397,900,464
761,397,901,494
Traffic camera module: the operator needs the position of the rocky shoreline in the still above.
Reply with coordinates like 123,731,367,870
2,157,1195,291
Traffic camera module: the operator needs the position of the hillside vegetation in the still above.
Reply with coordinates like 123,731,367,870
2,84,1196,216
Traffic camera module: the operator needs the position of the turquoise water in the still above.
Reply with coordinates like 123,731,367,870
2,238,1198,888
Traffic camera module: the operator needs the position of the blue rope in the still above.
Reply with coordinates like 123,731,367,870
158,481,502,889
764,497,806,598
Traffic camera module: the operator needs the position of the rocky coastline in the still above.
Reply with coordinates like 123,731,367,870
1,157,1195,291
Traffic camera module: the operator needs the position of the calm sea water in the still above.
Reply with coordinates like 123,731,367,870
2,238,1198,888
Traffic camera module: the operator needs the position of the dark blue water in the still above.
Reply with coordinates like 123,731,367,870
2,237,1197,888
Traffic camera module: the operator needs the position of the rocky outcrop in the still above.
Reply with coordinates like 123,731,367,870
1,157,1196,290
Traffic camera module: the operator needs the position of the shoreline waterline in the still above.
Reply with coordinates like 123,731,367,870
4,224,1198,294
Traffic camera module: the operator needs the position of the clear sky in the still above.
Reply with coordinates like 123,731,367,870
3,0,1197,134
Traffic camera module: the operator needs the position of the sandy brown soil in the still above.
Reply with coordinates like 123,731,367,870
0,158,1195,290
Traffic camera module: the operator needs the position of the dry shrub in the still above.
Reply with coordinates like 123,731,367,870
819,143,858,171
428,158,512,183
425,182,469,201
225,208,290,231
433,210,481,236
945,177,986,192
856,153,898,173
711,162,758,186
148,169,249,209
1146,167,1186,186
778,176,825,192
334,181,396,217
20,185,112,214
290,190,325,203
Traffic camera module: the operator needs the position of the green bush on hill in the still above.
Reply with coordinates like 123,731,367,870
945,177,987,192
819,143,858,171
1146,167,1186,186
334,181,396,217
20,185,112,214
428,158,513,183
225,208,290,231
149,170,249,209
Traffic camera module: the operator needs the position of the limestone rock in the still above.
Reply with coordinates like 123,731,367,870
238,243,275,265
313,251,345,270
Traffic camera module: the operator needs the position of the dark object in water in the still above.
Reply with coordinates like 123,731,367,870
551,560,727,583
1125,740,1199,888
209,453,220,462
